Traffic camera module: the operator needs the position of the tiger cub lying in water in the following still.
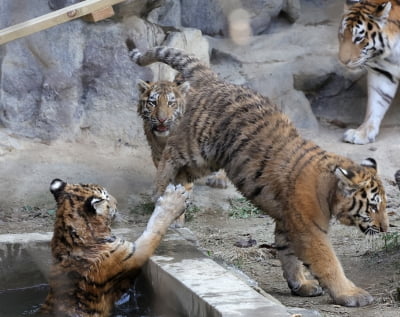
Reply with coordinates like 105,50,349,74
128,43,389,307
137,78,228,190
40,179,187,317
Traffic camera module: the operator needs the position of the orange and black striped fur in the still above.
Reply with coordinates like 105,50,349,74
137,78,229,190
339,0,400,144
127,44,389,307
40,179,187,317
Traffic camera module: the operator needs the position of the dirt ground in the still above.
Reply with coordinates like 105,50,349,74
0,123,400,317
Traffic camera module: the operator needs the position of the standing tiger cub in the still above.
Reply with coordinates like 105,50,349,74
137,78,229,190
127,43,389,307
339,0,400,144
40,179,187,317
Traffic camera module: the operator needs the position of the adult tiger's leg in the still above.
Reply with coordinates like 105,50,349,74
343,71,398,144
274,221,323,297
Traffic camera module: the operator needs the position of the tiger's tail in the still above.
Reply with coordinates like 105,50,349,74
126,40,217,85
395,170,400,191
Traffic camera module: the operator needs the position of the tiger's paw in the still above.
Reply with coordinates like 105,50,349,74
333,287,373,307
153,184,189,225
343,128,377,144
290,280,323,297
205,170,228,189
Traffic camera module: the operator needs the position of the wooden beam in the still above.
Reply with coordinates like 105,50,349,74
0,0,126,45
83,6,115,23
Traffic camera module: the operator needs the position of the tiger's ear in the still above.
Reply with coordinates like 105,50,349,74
86,197,107,215
344,0,360,10
178,81,190,96
361,157,377,173
374,2,392,26
50,179,66,200
137,79,151,94
334,167,358,196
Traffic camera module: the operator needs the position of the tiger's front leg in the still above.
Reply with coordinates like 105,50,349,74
275,221,323,297
343,71,398,144
284,222,373,307
127,184,188,268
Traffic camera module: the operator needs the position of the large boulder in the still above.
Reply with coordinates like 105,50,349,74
181,0,301,36
0,0,209,144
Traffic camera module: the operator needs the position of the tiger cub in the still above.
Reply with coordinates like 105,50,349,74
137,78,229,189
40,179,187,317
339,0,400,144
127,43,389,307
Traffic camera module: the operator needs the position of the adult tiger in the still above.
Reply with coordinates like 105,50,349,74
40,179,187,317
338,0,400,144
137,78,229,190
127,43,389,307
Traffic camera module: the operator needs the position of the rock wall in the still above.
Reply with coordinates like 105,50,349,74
2,0,388,149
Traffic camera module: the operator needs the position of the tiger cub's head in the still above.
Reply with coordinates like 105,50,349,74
137,79,190,137
50,179,117,245
338,0,393,68
333,158,388,235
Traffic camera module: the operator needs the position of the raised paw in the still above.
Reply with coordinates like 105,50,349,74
156,184,189,219
333,287,373,307
290,279,323,297
205,170,228,189
343,127,377,144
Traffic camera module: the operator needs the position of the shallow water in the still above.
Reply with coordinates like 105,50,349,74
0,275,179,317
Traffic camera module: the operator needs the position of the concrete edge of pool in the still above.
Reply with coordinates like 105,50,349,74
0,228,321,317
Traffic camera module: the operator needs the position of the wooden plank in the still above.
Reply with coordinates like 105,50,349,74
0,0,126,45
83,6,115,23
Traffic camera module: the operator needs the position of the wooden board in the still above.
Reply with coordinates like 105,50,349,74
83,6,115,22
0,0,126,45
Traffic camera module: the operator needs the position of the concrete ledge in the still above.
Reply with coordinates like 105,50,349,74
0,229,320,317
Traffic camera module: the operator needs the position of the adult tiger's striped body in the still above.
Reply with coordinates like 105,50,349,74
339,0,400,144
127,43,389,307
40,179,187,317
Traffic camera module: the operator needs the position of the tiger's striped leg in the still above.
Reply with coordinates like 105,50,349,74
126,184,188,267
275,221,323,297
343,71,398,144
288,226,373,307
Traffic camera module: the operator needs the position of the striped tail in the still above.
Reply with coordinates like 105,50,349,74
126,40,216,84
395,170,400,191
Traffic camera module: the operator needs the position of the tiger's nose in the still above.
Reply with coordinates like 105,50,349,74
158,117,167,123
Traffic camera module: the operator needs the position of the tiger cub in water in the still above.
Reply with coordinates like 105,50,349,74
137,78,228,190
127,43,389,307
339,0,400,144
40,179,187,317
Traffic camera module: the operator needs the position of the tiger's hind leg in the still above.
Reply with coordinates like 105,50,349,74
275,221,323,297
205,169,229,189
